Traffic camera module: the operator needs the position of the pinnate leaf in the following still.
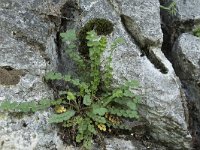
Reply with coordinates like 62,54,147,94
60,29,77,41
83,95,91,106
67,91,76,101
48,110,75,123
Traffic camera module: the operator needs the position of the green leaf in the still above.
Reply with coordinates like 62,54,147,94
193,26,200,37
92,106,107,116
45,72,62,80
67,92,76,101
68,43,76,49
88,124,97,134
0,101,12,111
63,75,71,81
50,99,63,106
28,101,37,112
16,102,30,112
127,101,137,110
83,138,92,150
76,133,83,143
72,79,80,86
113,89,123,98
87,112,106,124
48,110,75,123
60,29,77,41
83,95,91,106
123,90,134,97
134,95,141,103
128,111,138,118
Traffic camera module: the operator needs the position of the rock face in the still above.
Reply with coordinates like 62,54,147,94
173,0,200,21
109,0,163,47
0,0,196,149
0,0,70,149
172,33,200,147
105,138,166,150
161,0,200,23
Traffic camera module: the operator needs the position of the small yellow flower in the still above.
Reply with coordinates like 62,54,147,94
54,105,67,113
97,124,106,131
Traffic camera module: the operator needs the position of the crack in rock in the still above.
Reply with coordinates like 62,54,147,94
107,0,168,74
120,14,168,74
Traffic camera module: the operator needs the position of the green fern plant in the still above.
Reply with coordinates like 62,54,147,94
0,29,140,150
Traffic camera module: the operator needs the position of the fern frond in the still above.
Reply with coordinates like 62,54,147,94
113,98,137,110
60,29,77,41
86,30,107,95
45,72,90,95
0,99,63,113
48,110,75,123
92,104,107,116
107,107,139,119
87,112,107,124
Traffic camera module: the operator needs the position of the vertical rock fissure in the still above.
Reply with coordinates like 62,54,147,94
120,15,168,74
48,0,82,95
107,0,168,74
159,3,200,149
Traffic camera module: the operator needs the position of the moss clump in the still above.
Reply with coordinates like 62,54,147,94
78,18,114,58
193,26,200,37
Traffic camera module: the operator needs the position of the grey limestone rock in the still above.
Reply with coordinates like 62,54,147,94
109,0,163,47
161,0,200,24
172,33,200,129
174,0,200,22
0,0,71,149
160,0,200,148
105,138,167,150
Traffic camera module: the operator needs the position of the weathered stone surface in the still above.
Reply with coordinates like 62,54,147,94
160,0,200,23
172,33,200,146
106,138,166,150
105,138,167,150
172,33,200,81
109,0,163,47
79,0,191,149
0,111,67,150
174,0,200,22
0,0,69,149
160,0,200,148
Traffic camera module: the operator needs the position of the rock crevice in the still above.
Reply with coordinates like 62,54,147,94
160,0,200,148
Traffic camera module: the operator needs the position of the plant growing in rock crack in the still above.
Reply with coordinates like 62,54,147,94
160,1,177,16
0,29,140,150
193,26,200,37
